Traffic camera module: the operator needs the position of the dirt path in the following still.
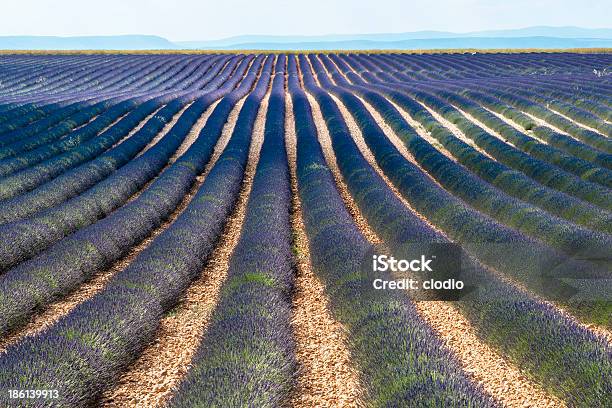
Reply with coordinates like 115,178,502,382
110,107,162,149
416,301,564,407
286,94,364,408
329,93,444,233
100,94,267,408
356,94,449,194
386,97,460,162
547,106,608,136
96,111,133,143
516,110,585,143
417,100,497,160
136,103,192,157
171,100,221,161
453,105,528,148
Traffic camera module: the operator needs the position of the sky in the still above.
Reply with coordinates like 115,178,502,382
2,0,610,40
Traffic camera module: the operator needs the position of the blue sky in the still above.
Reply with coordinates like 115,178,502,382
3,0,610,40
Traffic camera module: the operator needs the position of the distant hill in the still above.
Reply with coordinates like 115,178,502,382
0,35,177,50
188,37,612,51
177,26,612,49
1,27,611,50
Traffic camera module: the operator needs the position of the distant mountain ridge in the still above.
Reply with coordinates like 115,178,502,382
1,27,611,50
184,37,612,51
0,35,177,50
177,26,612,49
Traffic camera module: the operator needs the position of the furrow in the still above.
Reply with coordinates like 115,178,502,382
136,103,193,158
547,106,609,136
417,100,497,160
110,107,163,149
481,105,549,140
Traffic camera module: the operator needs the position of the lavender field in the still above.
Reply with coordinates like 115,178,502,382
0,52,609,407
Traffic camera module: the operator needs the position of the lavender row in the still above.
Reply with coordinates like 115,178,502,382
361,56,612,178
0,56,117,101
0,55,189,103
449,79,612,153
0,53,165,131
0,54,206,146
467,77,612,135
451,87,612,169
375,80,612,226
337,55,612,213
